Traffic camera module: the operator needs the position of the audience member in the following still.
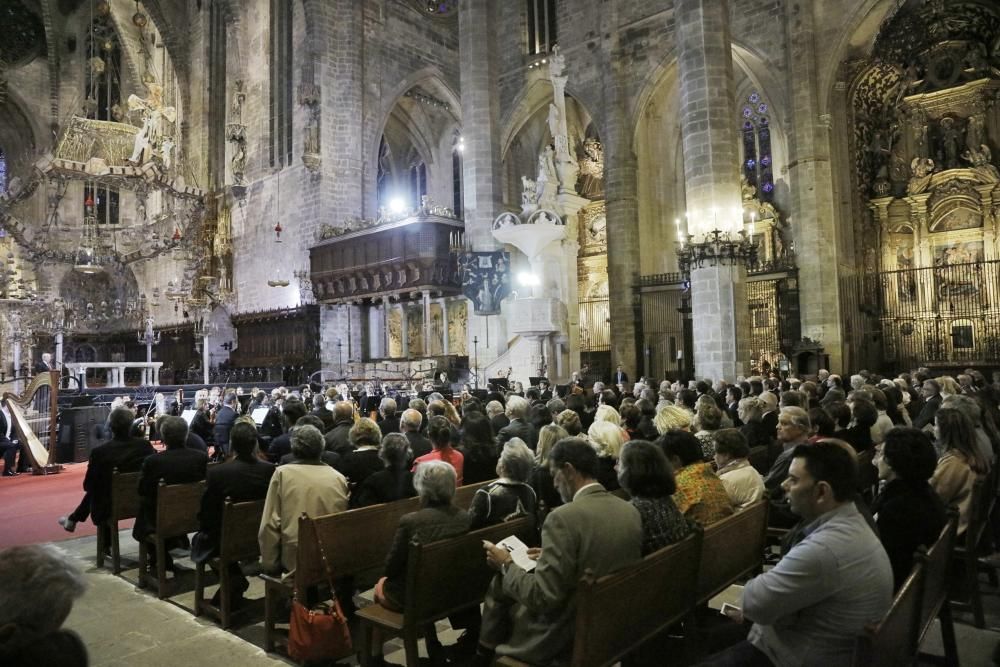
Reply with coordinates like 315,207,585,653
617,439,693,555
714,428,765,509
704,441,892,666
479,437,641,665
653,404,692,435
414,415,465,485
0,545,88,666
351,433,417,508
310,393,335,432
693,403,724,458
458,411,499,485
378,397,401,435
531,424,569,517
259,425,349,579
932,406,991,535
324,401,356,455
737,397,772,449
497,395,538,450
469,439,537,529
871,428,947,591
659,430,734,526
266,398,307,462
337,418,383,488
400,408,432,459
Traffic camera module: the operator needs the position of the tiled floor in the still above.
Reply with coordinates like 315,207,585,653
53,529,1000,666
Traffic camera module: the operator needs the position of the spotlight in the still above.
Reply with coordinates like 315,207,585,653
389,197,406,214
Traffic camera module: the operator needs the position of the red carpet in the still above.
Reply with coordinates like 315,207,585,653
0,463,133,548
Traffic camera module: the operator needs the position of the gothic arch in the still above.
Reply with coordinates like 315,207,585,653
0,93,41,179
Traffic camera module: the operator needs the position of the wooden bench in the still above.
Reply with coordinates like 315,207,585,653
852,560,926,666
951,475,993,627
917,515,959,666
356,516,535,667
194,498,266,628
137,479,207,599
96,469,141,574
496,529,704,667
261,479,494,654
696,498,769,605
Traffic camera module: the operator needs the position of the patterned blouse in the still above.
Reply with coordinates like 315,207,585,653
630,496,695,555
673,462,735,526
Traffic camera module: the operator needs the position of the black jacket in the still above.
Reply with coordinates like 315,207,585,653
337,447,382,487
872,479,947,591
404,430,433,460
190,409,214,444
311,405,336,433
324,418,355,456
489,414,510,434
212,405,239,452
496,418,538,450
83,437,156,524
196,457,275,547
379,413,401,435
382,505,470,606
350,468,416,508
133,447,208,539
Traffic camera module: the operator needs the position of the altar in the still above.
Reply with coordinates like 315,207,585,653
66,362,164,388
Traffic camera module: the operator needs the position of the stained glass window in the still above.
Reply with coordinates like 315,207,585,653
526,0,557,55
739,92,774,201
84,184,120,225
85,8,122,121
269,0,293,167
0,148,6,194
452,140,463,218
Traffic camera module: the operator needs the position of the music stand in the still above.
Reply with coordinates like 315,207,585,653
529,376,547,387
555,384,570,398
489,378,510,392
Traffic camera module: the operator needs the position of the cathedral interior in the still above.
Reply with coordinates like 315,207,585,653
1,0,1000,389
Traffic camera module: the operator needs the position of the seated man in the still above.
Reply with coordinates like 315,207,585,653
480,437,642,665
194,419,275,607
0,545,88,666
703,440,893,666
58,407,155,535
133,416,209,568
0,402,26,477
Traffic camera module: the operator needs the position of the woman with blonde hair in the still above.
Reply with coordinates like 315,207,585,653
932,406,991,535
531,424,569,515
653,404,692,435
738,396,772,449
937,375,961,398
588,420,625,491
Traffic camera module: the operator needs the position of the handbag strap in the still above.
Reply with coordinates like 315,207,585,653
311,518,339,596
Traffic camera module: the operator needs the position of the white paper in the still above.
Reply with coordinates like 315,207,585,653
496,535,537,572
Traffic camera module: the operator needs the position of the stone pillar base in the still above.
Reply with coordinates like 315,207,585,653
691,263,749,382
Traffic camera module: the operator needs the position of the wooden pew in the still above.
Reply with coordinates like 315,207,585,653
951,475,993,627
261,478,494,654
748,445,770,476
696,498,769,605
852,561,926,666
917,515,959,666
137,480,207,599
496,529,704,667
194,498,266,628
356,516,535,667
96,469,141,574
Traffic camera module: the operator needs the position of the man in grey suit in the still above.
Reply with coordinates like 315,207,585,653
480,437,642,665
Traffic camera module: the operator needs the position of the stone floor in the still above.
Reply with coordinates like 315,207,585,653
52,529,1000,666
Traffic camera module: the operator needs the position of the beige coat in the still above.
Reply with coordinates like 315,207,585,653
718,458,766,510
258,462,349,577
931,451,980,535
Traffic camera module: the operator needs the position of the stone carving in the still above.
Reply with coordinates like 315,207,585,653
578,138,604,198
908,157,936,194
127,74,177,166
299,83,322,172
962,144,1000,182
520,176,538,214
546,45,579,196
938,117,963,170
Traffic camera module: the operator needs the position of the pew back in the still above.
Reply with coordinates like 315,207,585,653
918,515,958,642
155,480,207,536
571,530,703,667
697,499,769,605
852,562,925,666
110,470,142,520
220,498,266,562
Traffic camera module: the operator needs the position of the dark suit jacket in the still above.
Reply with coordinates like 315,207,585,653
497,418,538,450
337,447,382,487
190,409,214,443
490,414,510,434
760,410,779,440
186,431,208,452
383,505,471,605
350,468,416,508
33,361,54,374
379,413,401,435
83,437,156,524
404,430,432,460
196,457,275,548
212,405,238,452
133,447,209,539
324,419,354,456
311,405,336,433
913,394,942,430
610,370,629,385
268,433,292,463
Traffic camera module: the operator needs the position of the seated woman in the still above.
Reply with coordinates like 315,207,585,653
653,404,692,436
658,430,734,526
931,407,991,536
737,396,772,449
693,404,724,458
259,425,350,580
617,440,693,555
588,420,625,492
872,427,947,591
713,428,765,510
531,424,569,517
459,411,499,485
350,433,416,508
469,439,537,529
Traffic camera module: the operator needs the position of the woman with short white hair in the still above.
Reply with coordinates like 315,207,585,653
469,439,538,529
588,420,625,491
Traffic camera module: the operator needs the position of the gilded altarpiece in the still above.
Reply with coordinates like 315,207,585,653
577,201,610,353
848,0,1000,369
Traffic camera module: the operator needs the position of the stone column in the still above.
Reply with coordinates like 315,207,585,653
400,305,409,359
603,33,641,376
422,291,432,357
202,337,211,385
12,339,22,393
459,0,503,248
54,332,63,371
676,0,748,381
441,298,450,355
784,1,844,370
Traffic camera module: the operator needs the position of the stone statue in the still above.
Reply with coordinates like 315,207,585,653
962,144,1000,182
908,157,935,194
938,117,962,170
966,114,985,152
535,145,558,209
520,176,538,213
547,104,560,142
231,143,247,183
127,75,177,165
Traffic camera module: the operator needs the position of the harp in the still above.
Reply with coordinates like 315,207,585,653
2,371,62,473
